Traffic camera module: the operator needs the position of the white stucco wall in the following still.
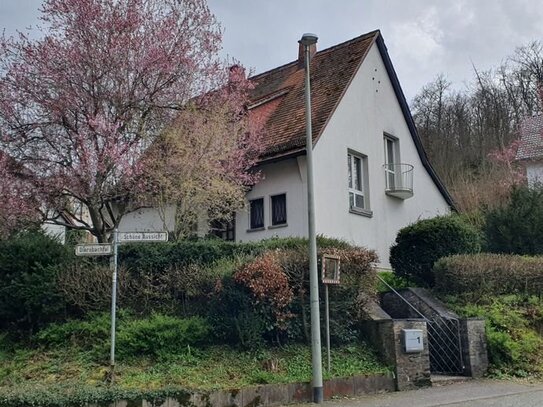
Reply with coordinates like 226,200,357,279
235,157,308,242
312,44,451,269
119,206,176,233
42,222,66,244
526,162,543,187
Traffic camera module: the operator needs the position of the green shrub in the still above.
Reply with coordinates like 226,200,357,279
48,237,359,323
377,271,412,293
207,276,266,349
35,312,111,349
35,313,210,360
118,239,254,272
389,215,481,287
116,314,210,359
434,253,543,298
209,243,378,347
484,186,543,255
0,231,72,336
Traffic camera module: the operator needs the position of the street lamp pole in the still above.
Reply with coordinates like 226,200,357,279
299,32,323,404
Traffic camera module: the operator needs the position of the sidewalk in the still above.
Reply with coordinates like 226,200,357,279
302,379,543,407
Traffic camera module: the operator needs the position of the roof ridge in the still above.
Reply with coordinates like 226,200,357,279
312,29,380,58
249,29,381,81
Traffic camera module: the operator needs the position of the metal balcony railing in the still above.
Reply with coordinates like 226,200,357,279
383,163,414,199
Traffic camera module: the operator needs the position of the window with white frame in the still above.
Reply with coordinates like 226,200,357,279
347,151,369,211
384,135,399,189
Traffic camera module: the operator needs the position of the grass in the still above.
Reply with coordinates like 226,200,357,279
0,343,389,392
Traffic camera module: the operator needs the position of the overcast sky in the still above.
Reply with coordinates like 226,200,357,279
2,0,543,100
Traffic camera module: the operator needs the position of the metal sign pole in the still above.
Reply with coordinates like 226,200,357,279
109,228,118,383
325,283,331,373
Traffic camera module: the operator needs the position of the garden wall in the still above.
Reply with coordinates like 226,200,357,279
93,374,395,407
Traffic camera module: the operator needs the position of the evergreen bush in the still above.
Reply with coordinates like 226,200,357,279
484,185,543,255
389,215,481,287
0,230,71,335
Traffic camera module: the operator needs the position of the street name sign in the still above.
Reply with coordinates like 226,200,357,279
75,243,113,256
118,231,168,243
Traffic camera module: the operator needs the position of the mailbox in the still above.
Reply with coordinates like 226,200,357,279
402,329,424,353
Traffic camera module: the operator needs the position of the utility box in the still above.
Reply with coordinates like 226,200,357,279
402,329,424,353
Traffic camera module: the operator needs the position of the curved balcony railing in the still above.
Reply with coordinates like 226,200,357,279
383,163,414,199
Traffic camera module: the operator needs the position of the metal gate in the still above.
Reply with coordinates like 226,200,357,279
426,316,464,374
378,277,465,375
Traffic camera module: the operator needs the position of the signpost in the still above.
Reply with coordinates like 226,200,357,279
118,231,168,243
75,243,112,256
322,254,341,373
74,230,168,383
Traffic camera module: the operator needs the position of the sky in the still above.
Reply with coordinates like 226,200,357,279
1,0,543,101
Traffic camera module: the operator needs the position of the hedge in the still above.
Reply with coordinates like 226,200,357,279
434,253,543,297
0,384,193,407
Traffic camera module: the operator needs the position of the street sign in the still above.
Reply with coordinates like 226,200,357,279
118,231,168,243
75,243,113,256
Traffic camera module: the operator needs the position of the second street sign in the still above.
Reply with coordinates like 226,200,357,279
118,231,168,243
75,243,113,256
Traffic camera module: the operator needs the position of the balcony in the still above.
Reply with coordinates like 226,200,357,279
384,163,414,199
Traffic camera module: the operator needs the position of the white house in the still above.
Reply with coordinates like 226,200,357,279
223,30,454,269
516,112,543,186
50,30,454,269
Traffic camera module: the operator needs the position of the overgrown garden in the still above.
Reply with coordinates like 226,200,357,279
389,184,543,378
0,234,388,406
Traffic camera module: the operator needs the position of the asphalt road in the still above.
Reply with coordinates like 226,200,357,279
314,379,543,407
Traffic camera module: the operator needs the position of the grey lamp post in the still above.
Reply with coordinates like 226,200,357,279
299,32,323,404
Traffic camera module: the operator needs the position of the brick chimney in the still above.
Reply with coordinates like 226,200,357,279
298,41,317,69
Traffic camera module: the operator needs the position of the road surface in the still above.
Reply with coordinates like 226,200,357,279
311,379,543,407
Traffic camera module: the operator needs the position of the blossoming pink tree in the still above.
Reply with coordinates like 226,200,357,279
0,0,261,242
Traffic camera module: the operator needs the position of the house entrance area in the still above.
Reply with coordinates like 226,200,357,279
379,287,469,376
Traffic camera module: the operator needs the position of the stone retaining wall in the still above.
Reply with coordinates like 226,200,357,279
97,373,395,407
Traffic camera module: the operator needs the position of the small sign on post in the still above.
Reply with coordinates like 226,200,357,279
322,254,341,373
322,254,341,284
75,243,113,256
118,231,168,243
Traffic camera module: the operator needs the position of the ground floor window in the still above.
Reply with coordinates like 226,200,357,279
271,193,287,225
249,198,264,229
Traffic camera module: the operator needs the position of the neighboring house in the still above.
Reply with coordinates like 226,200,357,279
516,112,543,186
227,30,453,269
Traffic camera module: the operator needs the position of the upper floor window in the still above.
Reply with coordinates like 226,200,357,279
249,198,264,229
271,193,287,226
348,151,369,211
384,135,399,189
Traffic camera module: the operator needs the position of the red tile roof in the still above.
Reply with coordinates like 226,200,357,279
249,30,379,160
516,113,543,160
247,30,455,208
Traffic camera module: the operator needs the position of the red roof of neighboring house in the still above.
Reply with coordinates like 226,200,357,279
516,113,543,161
248,30,378,161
